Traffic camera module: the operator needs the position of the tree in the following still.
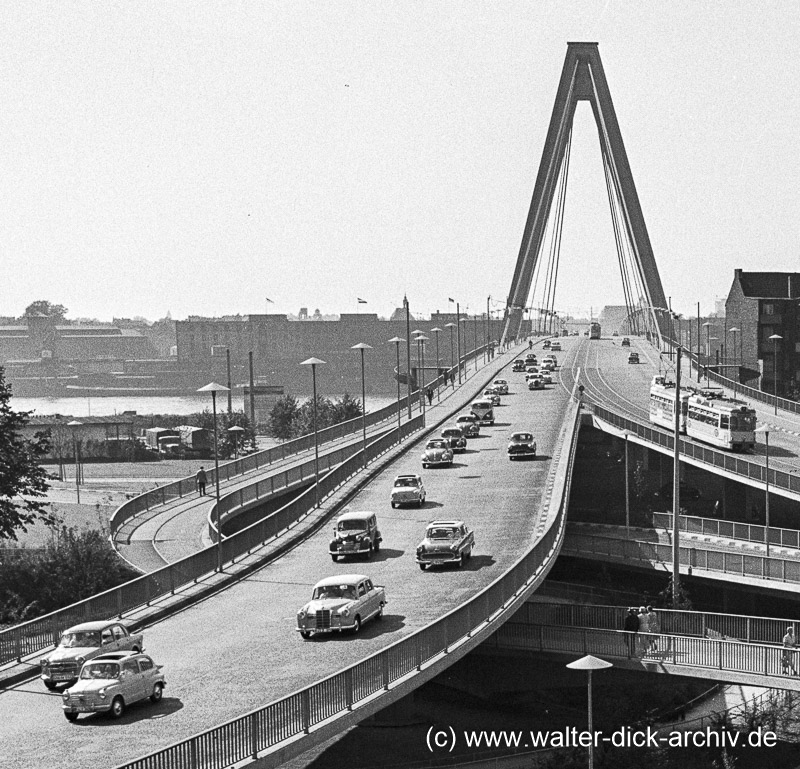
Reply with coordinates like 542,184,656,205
330,392,363,424
22,300,68,321
0,369,57,540
269,395,300,440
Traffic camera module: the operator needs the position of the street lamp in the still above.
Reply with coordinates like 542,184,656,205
755,426,772,558
430,327,442,400
416,334,429,423
67,420,82,504
769,334,783,414
729,327,739,396
197,381,231,573
388,337,405,438
566,655,613,769
351,343,373,464
299,358,326,508
459,316,469,376
702,321,712,385
227,424,245,460
448,299,462,385
622,431,634,535
444,323,456,388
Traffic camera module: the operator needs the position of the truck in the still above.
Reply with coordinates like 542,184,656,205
144,427,180,454
175,425,211,455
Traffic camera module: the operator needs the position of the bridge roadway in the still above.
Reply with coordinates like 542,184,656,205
488,600,800,691
0,341,575,769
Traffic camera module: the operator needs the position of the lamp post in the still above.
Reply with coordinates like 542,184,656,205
300,358,326,508
449,298,462,384
566,656,613,769
388,337,404,438
67,420,82,504
473,313,479,371
460,316,469,376
197,382,231,573
227,425,245,460
412,329,425,414
729,327,739,395
430,327,442,399
755,426,772,558
702,321,712,385
444,323,456,388
671,346,683,608
351,343,372,464
623,431,634,535
769,334,783,414
416,335,429,423
404,296,412,419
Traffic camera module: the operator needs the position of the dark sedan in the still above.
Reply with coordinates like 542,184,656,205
507,432,537,460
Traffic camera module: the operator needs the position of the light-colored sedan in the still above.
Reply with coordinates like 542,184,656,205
456,413,480,438
492,379,509,394
528,376,545,390
539,371,553,384
390,474,426,508
296,574,386,638
422,438,454,468
416,520,475,570
62,651,165,721
482,389,501,406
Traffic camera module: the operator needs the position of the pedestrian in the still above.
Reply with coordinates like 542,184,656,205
623,607,639,656
529,340,533,350
427,387,434,405
637,606,650,656
646,605,660,652
196,466,207,496
782,627,797,675
712,500,720,517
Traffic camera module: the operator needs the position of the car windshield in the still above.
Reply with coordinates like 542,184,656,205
338,520,366,532
513,434,533,441
427,440,447,449
60,631,102,648
442,430,460,437
80,662,121,680
457,416,475,423
394,477,419,487
313,584,358,600
428,527,458,540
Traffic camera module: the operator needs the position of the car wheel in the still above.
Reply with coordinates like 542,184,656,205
300,631,312,640
377,602,384,619
391,502,397,509
365,543,373,560
465,546,473,561
422,463,427,469
110,696,125,719
457,552,464,568
374,540,381,553
44,680,59,691
64,711,79,722
418,563,427,571
533,443,537,455
150,682,164,703
353,616,361,634
331,554,339,562
132,646,141,654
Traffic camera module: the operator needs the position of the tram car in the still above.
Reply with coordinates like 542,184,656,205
649,376,690,432
589,322,601,340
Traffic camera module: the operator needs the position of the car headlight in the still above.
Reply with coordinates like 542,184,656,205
297,609,307,619
76,656,85,665
340,608,350,618
61,692,70,702
450,544,459,552
97,688,107,698
40,660,49,670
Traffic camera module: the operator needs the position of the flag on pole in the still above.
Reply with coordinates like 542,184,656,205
265,297,274,304
357,298,367,304
448,297,455,303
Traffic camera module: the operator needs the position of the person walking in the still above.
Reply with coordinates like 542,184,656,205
637,606,650,656
196,466,208,496
646,605,661,653
782,626,797,675
426,387,434,406
623,607,639,657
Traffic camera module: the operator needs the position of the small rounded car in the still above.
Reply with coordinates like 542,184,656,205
551,342,562,351
482,388,501,406
525,353,538,364
441,425,467,453
540,360,555,372
543,340,551,349
528,376,545,390
525,368,540,380
621,337,631,347
456,413,480,438
508,432,537,459
61,651,165,721
416,520,475,570
492,379,509,395
525,363,539,374
422,438,454,468
40,621,144,690
628,352,640,364
330,511,381,561
297,574,386,638
539,371,553,385
512,359,527,372
391,474,426,508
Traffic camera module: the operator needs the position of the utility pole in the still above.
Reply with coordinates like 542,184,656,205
672,346,682,608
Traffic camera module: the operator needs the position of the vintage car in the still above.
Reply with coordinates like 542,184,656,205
542,354,557,367
539,371,553,384
456,413,480,437
330,511,381,561
481,388,502,406
621,337,631,347
492,379,509,395
612,331,619,336
525,353,538,364
61,651,165,721
551,342,562,352
525,368,540,380
525,364,539,374
470,399,495,425
543,339,551,349
508,432,537,459
441,425,467,453
628,352,640,364
528,376,545,390
422,438,454,468
416,520,475,570
540,360,555,372
390,474,426,508
41,621,144,690
296,574,386,638
512,359,527,372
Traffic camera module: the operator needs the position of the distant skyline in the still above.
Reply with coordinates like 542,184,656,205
2,3,798,323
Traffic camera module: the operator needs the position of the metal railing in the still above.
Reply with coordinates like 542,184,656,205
492,622,800,683
650,512,800,551
519,601,799,646
590,403,800,496
562,525,800,583
114,392,583,769
0,417,424,668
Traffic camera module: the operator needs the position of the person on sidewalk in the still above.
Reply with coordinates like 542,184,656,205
637,606,650,656
623,607,639,656
196,466,208,496
782,627,797,675
646,605,661,653
426,387,434,405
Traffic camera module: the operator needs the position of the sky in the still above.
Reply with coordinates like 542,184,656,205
1,2,798,323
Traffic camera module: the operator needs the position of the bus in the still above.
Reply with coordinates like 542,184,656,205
470,399,495,425
589,322,601,340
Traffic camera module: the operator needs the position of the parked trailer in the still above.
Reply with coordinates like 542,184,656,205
144,427,180,452
175,425,211,454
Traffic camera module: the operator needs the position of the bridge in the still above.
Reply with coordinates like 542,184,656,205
2,42,800,769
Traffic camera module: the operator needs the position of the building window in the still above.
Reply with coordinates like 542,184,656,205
763,303,774,315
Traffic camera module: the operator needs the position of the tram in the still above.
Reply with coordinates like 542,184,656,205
649,376,689,432
589,322,601,340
